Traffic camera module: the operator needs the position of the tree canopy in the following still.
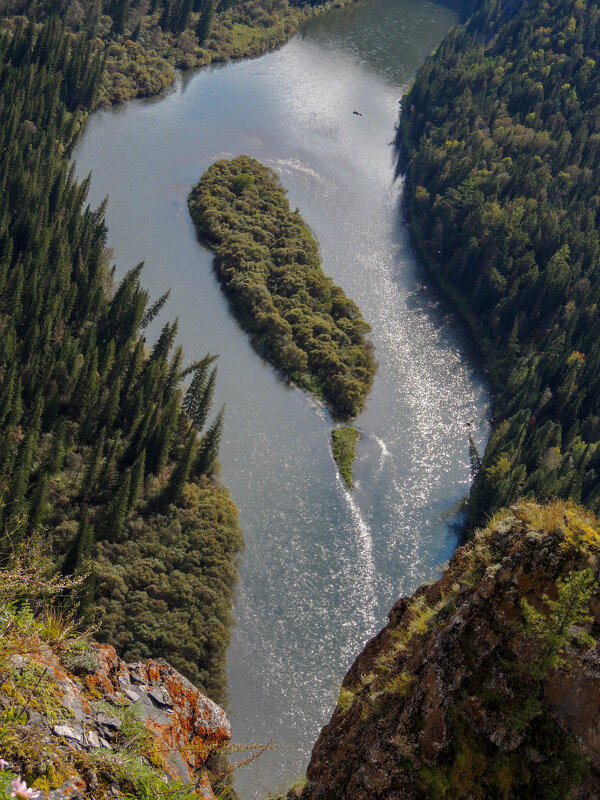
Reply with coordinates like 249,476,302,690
400,0,600,523
0,17,242,701
189,155,376,418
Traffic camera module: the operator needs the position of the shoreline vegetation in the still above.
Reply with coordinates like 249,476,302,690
0,0,358,107
0,15,243,712
399,0,600,528
188,156,377,419
0,0,367,765
331,427,360,488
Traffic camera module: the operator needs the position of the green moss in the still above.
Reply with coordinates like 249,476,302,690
331,427,360,487
336,687,355,713
2,663,72,723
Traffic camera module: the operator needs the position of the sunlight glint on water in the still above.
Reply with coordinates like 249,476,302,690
72,1,490,796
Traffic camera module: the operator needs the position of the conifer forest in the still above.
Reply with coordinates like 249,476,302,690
0,16,242,700
3,0,600,797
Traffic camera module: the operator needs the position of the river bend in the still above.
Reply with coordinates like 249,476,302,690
73,2,490,795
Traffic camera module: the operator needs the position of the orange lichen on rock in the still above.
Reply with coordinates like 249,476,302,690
2,640,231,799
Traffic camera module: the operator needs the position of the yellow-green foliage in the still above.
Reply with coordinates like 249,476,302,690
0,602,79,791
2,663,72,723
359,671,376,687
406,595,437,637
188,156,376,418
0,535,86,669
93,478,242,702
88,749,197,800
93,700,163,767
337,687,355,713
373,595,441,674
513,500,600,554
381,669,414,698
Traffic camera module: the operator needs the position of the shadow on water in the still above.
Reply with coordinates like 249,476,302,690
391,184,491,395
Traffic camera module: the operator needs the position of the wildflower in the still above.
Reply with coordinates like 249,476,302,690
0,758,9,770
10,778,41,799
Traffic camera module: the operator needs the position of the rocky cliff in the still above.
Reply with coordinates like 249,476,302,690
0,638,231,799
282,502,600,800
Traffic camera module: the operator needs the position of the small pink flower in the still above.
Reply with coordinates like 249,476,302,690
0,758,10,770
10,778,41,799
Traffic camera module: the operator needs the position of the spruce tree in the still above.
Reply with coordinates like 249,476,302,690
195,0,215,44
27,474,49,534
150,394,179,474
141,289,170,329
128,448,145,510
164,432,195,504
103,470,131,541
82,428,106,501
194,405,224,476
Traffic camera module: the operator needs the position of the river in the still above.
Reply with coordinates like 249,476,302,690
73,1,490,797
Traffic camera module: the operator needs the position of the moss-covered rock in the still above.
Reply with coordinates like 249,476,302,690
0,632,231,799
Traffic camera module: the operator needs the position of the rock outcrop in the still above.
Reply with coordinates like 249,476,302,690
283,502,600,800
0,640,231,799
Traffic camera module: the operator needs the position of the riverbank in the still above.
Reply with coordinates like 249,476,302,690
398,0,600,526
0,0,358,108
97,0,360,105
0,12,243,723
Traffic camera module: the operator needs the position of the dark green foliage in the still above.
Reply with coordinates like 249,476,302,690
331,427,359,488
400,0,600,523
195,406,224,476
129,449,146,510
182,355,218,432
164,433,196,504
188,156,377,418
0,0,356,108
103,471,131,541
419,713,589,800
195,0,216,45
0,18,241,702
140,288,170,329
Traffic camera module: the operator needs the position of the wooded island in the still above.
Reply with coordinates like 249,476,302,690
188,155,376,419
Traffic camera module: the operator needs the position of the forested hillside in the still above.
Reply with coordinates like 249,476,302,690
0,18,242,701
0,0,352,105
400,0,600,524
